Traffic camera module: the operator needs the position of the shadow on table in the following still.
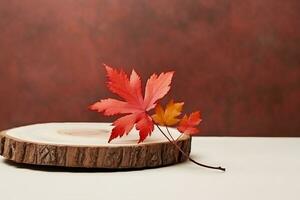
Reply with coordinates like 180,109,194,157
3,159,187,173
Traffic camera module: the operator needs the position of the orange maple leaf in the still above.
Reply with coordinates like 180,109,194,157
151,100,184,126
177,112,202,135
89,64,174,143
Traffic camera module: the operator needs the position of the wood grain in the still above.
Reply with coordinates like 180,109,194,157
0,130,191,169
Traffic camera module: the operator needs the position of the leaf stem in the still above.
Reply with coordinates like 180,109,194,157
157,125,225,172
165,126,175,141
176,133,183,141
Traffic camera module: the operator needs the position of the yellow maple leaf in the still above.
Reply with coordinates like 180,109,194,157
151,100,184,126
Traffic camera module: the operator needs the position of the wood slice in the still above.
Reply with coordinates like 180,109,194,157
0,123,191,169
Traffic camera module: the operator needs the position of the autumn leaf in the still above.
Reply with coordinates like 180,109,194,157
89,64,174,143
151,100,184,126
177,112,202,135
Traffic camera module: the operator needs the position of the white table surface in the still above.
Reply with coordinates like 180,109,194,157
0,137,299,200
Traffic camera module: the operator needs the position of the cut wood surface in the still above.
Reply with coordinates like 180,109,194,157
0,123,191,169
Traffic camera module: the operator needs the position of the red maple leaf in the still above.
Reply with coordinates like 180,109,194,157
90,64,174,143
177,112,202,135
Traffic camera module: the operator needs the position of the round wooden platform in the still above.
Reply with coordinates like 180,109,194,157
0,123,191,169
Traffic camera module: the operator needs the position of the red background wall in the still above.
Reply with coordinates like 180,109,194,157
0,0,299,136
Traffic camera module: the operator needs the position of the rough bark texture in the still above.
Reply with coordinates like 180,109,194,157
0,131,191,169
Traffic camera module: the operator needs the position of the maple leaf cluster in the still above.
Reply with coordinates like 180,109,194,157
90,64,201,143
152,101,202,135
